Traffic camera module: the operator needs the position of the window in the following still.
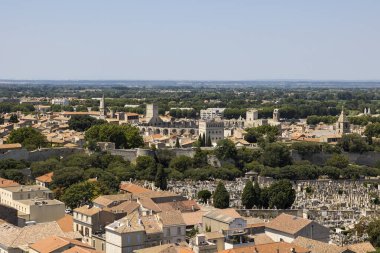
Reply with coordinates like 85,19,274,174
177,227,181,235
85,227,90,236
102,243,104,251
92,240,95,247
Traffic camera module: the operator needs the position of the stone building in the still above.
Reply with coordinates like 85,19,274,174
198,119,224,146
265,214,330,243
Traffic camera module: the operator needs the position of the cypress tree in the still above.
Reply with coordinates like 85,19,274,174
213,182,230,209
198,135,203,147
202,133,206,147
242,181,255,209
252,182,262,207
206,135,212,147
154,166,167,190
175,137,180,148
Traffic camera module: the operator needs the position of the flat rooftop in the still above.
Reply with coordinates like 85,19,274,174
3,185,52,193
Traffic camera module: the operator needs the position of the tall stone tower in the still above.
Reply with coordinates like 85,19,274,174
273,109,280,122
146,104,158,119
246,109,258,122
99,94,106,119
145,104,162,124
245,109,258,127
336,107,350,134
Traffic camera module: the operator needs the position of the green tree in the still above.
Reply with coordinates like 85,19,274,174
85,124,143,149
75,105,88,112
9,114,19,123
320,166,341,180
213,182,230,209
197,135,203,147
252,182,262,207
30,158,61,178
206,135,212,147
291,142,322,158
155,165,167,190
260,187,270,208
193,147,208,168
262,143,292,167
156,149,175,168
135,156,157,180
0,159,29,171
215,139,237,161
52,167,84,189
175,138,180,148
268,180,295,209
367,219,380,247
7,127,48,150
245,125,280,144
241,181,255,209
169,155,193,172
2,169,25,184
98,171,119,193
198,190,212,204
61,181,102,209
68,115,106,132
337,133,369,153
365,123,380,143
326,154,349,169
0,116,4,125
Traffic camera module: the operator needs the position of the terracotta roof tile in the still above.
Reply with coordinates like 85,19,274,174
0,143,22,149
63,246,101,253
74,206,101,216
36,172,54,183
92,193,133,207
266,214,312,235
219,242,310,253
159,210,186,226
346,242,376,253
56,215,74,233
120,183,153,194
181,211,206,226
30,236,93,253
0,177,20,188
293,236,344,253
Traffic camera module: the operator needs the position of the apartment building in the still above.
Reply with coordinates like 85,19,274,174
73,196,139,247
105,210,186,253
0,185,64,223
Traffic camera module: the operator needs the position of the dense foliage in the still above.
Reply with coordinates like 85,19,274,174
213,182,230,209
68,115,106,132
85,124,144,149
7,127,48,150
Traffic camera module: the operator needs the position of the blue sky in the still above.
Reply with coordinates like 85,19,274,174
0,0,379,80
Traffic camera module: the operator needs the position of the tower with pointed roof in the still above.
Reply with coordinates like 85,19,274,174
336,107,350,134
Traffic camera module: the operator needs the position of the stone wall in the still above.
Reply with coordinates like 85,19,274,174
0,148,84,162
292,150,380,167
237,209,302,219
109,148,196,162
